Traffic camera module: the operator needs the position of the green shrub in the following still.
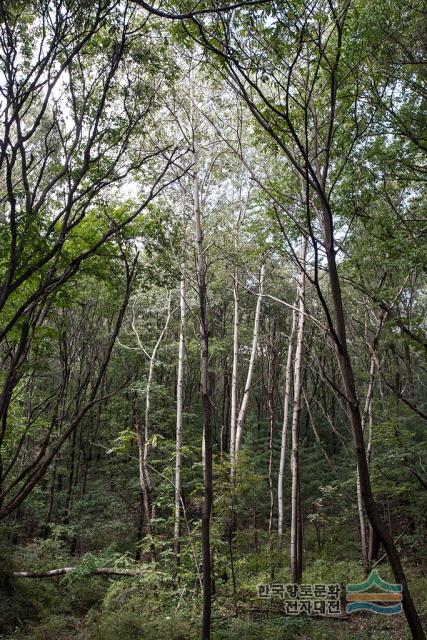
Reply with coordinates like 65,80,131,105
86,610,144,640
212,617,309,640
302,559,363,586
85,611,192,640
67,575,108,614
27,614,79,640
0,544,38,635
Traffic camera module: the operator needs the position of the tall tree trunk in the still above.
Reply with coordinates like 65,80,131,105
192,135,213,638
174,271,186,570
234,261,265,463
321,201,425,640
297,479,303,576
229,277,239,479
290,239,307,584
190,71,213,640
277,300,297,549
134,395,154,556
357,353,375,572
267,319,276,540
134,293,172,548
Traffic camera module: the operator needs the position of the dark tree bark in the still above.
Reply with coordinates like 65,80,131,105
0,256,138,520
195,168,213,640
322,200,425,640
184,4,426,634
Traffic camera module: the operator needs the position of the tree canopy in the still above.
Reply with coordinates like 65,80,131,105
0,1,426,639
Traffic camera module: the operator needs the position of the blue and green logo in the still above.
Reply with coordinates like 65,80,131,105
346,569,402,615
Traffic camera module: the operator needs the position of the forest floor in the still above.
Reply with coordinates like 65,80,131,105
1,542,425,640
1,597,421,640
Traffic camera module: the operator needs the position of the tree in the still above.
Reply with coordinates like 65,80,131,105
290,238,307,583
182,2,425,636
232,260,265,473
174,256,186,569
0,0,185,518
277,287,297,550
2,4,426,640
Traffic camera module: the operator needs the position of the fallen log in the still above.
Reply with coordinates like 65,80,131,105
13,567,147,578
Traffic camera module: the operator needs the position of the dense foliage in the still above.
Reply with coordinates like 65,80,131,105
0,1,425,639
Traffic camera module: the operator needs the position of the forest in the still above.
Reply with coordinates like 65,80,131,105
0,1,426,639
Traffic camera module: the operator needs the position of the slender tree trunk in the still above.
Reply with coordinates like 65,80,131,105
266,320,276,539
44,455,58,538
321,202,425,640
174,271,186,570
144,359,156,522
228,277,239,540
135,294,172,547
357,354,375,572
135,490,144,561
221,355,229,458
188,91,213,638
303,388,332,467
297,480,303,575
229,277,239,479
62,426,77,525
367,392,377,568
134,395,154,549
44,387,68,537
290,239,307,584
277,301,297,549
234,261,265,462
194,156,213,640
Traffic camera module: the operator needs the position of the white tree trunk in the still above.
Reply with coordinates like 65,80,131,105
229,277,239,477
174,272,186,566
357,353,376,571
277,303,297,549
234,261,266,463
134,294,171,544
194,155,213,640
266,320,276,537
290,238,307,583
